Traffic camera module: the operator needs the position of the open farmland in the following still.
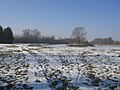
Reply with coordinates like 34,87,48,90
0,44,120,90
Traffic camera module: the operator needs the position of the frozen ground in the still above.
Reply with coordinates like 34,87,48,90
0,44,120,90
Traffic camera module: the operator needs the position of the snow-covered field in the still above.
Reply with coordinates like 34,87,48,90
0,44,120,90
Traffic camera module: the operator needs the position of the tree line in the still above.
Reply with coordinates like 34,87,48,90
92,37,120,45
0,25,90,45
14,27,90,45
2,25,119,46
14,29,70,44
1,25,84,44
0,26,14,44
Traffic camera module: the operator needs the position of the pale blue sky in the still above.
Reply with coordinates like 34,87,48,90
0,0,120,41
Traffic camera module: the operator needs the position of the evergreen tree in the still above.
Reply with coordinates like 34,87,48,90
4,27,14,44
0,26,3,43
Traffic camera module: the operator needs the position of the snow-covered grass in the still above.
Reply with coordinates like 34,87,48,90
0,44,120,90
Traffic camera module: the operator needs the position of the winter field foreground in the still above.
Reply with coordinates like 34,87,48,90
0,44,120,90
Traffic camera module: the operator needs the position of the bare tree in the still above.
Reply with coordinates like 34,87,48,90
71,27,87,44
22,29,31,42
22,29,31,38
31,29,41,42
22,29,41,43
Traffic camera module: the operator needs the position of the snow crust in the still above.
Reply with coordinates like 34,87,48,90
0,44,120,90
